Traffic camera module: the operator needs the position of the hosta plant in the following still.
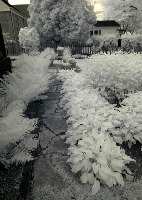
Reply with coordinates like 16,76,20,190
58,67,137,195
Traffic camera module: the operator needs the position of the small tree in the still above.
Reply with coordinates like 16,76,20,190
19,27,40,52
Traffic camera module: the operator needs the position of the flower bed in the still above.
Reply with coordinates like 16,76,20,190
57,52,142,195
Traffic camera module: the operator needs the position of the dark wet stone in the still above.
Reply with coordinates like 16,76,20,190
42,118,67,135
45,136,69,155
39,129,55,149
33,157,65,189
46,92,60,100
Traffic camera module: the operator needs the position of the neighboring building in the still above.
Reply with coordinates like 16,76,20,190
12,4,30,18
0,0,28,44
90,20,120,37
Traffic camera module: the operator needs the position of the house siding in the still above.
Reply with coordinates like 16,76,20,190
0,11,15,42
12,11,27,43
0,10,27,43
93,27,119,36
0,1,10,11
89,21,120,38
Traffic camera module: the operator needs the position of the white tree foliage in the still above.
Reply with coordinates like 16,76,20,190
26,0,96,43
101,0,142,33
19,27,40,51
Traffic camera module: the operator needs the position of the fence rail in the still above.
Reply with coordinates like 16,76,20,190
5,42,92,57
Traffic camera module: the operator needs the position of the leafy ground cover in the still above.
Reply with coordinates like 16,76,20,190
0,48,56,166
58,52,142,195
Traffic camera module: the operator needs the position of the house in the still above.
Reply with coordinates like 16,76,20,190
90,20,120,37
13,4,30,18
0,0,28,44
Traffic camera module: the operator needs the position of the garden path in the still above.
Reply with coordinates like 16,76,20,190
26,62,142,200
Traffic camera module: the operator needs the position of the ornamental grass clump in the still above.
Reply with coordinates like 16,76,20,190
0,48,56,165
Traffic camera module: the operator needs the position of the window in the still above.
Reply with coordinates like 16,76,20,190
99,30,101,35
94,30,98,35
90,31,93,35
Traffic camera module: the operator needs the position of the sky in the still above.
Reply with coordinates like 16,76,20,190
8,0,103,11
8,0,30,4
8,0,103,17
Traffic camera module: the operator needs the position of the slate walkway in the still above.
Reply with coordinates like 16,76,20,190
26,63,89,200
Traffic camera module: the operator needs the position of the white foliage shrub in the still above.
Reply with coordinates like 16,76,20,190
0,48,56,165
87,35,118,53
57,53,142,194
63,47,72,63
19,27,40,52
87,34,142,53
121,33,142,52
85,53,142,104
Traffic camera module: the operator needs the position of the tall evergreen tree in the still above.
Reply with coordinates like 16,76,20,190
26,0,96,44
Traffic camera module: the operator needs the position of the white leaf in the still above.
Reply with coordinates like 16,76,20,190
125,122,130,128
106,176,116,187
80,172,88,183
112,119,121,126
88,172,95,184
113,136,123,144
125,174,134,181
125,133,131,140
99,168,108,181
110,163,122,173
114,172,124,186
97,156,107,165
111,159,124,168
101,165,112,176
71,162,83,173
74,155,83,163
102,121,113,129
82,159,92,172
84,150,94,159
92,162,100,174
96,138,105,147
91,179,100,195
122,155,135,164
133,134,141,142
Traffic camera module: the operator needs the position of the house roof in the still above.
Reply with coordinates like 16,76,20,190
1,0,28,18
95,20,120,27
13,5,30,18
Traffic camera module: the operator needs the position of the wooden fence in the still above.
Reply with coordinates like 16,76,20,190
5,42,29,56
40,41,92,56
5,42,92,56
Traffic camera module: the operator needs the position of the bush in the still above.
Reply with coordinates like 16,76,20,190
19,27,40,52
87,35,118,53
87,34,142,53
121,33,142,53
62,47,72,63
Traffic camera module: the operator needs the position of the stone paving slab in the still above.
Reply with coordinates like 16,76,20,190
39,128,55,149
